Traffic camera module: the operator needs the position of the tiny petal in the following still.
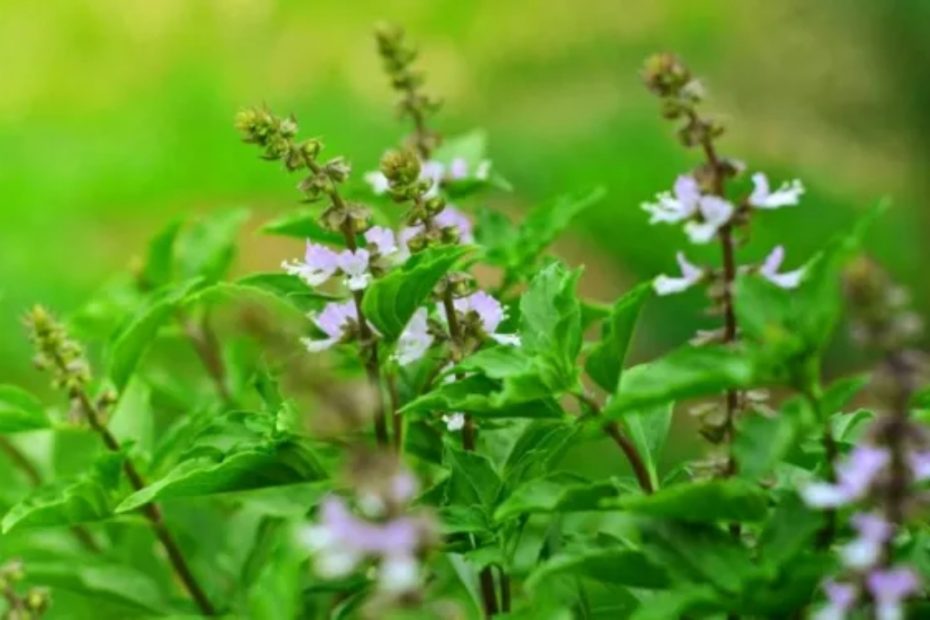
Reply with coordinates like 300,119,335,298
456,290,505,333
443,413,466,432
283,243,340,286
394,308,433,366
491,333,521,347
304,300,357,350
378,554,420,593
365,171,391,195
475,160,492,180
685,195,734,244
760,245,804,289
909,450,930,481
814,581,857,620
338,249,372,291
301,336,339,353
868,567,920,620
365,226,398,256
654,252,703,295
749,172,805,209
435,206,474,243
800,482,853,509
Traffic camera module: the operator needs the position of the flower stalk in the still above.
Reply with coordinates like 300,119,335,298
24,307,215,616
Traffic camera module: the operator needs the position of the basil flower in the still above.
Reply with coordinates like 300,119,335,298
748,172,805,209
653,252,704,295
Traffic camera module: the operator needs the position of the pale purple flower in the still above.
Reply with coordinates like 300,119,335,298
748,172,805,210
283,242,340,286
867,567,920,620
364,226,398,257
454,290,519,346
841,512,892,569
435,206,474,243
759,245,804,289
642,175,701,224
813,581,857,620
684,195,735,244
300,495,431,593
337,249,371,291
394,308,433,366
909,450,930,481
302,300,357,352
802,445,890,508
442,413,466,432
654,252,704,296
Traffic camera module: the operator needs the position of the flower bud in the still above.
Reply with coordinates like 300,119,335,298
642,52,691,97
380,149,420,186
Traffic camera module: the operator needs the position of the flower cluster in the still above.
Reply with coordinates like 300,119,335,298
0,560,50,619
645,172,805,296
299,456,436,597
803,263,929,620
23,305,91,396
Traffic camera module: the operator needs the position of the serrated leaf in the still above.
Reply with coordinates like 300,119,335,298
363,245,471,342
444,445,502,509
401,374,563,420
503,420,580,485
235,272,336,313
116,438,325,512
2,453,125,533
494,474,619,521
511,188,605,271
519,262,583,386
605,479,769,523
732,412,799,480
604,345,757,418
526,547,669,593
585,282,651,393
0,385,51,433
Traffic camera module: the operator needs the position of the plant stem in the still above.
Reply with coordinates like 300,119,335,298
387,371,403,452
575,393,655,494
72,388,215,615
439,287,498,616
304,153,390,447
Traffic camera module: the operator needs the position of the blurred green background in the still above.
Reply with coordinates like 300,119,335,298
2,0,929,388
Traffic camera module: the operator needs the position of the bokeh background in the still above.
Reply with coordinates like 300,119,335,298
2,0,928,390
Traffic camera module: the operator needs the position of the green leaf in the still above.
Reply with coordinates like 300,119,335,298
604,345,757,418
401,374,563,420
604,479,769,523
0,385,51,433
260,209,346,244
235,272,336,313
639,519,756,594
2,453,124,533
443,445,502,509
25,559,173,614
107,281,200,391
363,245,471,342
116,438,325,512
820,374,870,417
519,262,583,383
732,412,799,480
503,420,580,485
494,474,619,521
526,547,670,593
510,188,605,272
140,219,182,288
758,493,824,569
621,403,673,489
585,282,651,393
176,207,250,282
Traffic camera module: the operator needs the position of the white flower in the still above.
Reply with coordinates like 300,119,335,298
378,554,420,593
684,195,735,244
759,245,804,289
337,249,371,291
442,413,466,431
748,172,804,209
642,175,701,224
654,252,704,295
394,308,433,366
283,243,340,286
364,171,391,195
